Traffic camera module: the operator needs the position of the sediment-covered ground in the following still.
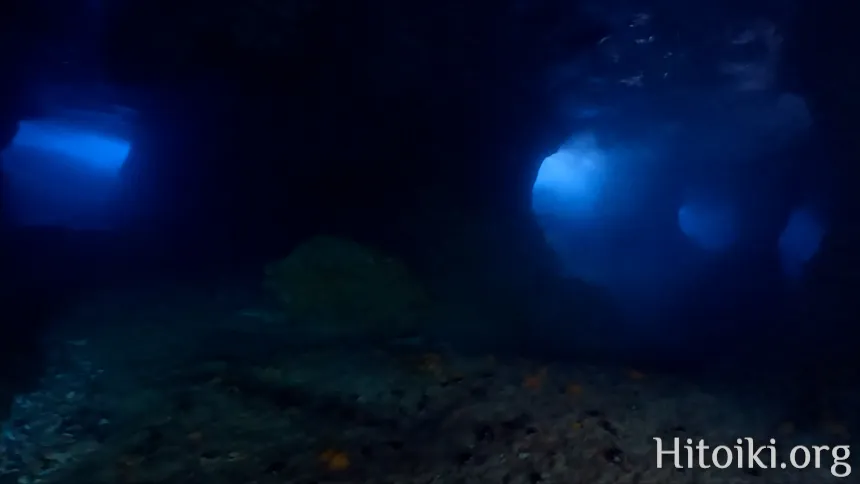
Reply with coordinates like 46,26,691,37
0,286,854,484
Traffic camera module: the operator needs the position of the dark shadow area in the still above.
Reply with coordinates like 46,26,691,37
0,268,65,419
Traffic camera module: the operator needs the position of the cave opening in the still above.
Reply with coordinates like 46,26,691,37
530,89,823,331
0,96,136,231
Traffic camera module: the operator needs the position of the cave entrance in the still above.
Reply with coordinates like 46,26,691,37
1,102,136,230
530,91,824,331
530,131,667,299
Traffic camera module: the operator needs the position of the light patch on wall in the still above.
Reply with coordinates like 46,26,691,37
12,120,131,175
778,207,825,279
532,133,608,220
677,201,737,252
1,114,133,229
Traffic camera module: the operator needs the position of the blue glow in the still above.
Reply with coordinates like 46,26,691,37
532,134,608,218
677,201,738,251
1,115,133,229
779,207,825,279
12,120,131,174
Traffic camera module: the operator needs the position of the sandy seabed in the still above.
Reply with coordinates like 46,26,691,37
0,288,855,484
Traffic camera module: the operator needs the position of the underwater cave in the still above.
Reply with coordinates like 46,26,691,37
0,2,859,482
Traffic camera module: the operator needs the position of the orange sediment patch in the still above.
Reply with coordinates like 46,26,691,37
523,367,548,390
319,449,351,471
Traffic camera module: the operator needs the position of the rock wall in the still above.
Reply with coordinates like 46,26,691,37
96,0,617,350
